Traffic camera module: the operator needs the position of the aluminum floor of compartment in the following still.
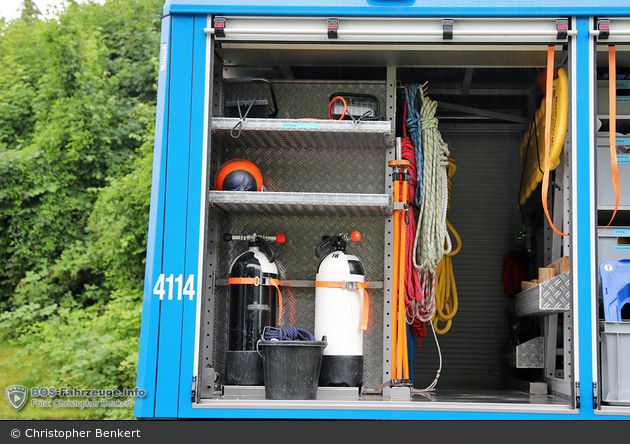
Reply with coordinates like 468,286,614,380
407,389,570,405
197,387,574,413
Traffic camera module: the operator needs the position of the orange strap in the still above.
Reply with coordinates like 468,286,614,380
228,277,283,326
600,45,620,233
315,281,370,331
542,45,569,237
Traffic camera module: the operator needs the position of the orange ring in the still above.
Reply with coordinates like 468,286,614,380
329,96,347,120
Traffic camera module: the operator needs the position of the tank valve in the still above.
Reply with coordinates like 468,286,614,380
315,231,361,258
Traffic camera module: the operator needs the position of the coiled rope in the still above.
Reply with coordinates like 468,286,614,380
400,87,427,342
401,84,454,392
413,88,451,272
405,83,424,208
432,156,460,334
263,326,316,341
408,86,451,340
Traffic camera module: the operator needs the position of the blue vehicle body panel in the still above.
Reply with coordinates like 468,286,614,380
134,14,172,419
153,14,196,419
177,13,207,419
162,0,630,17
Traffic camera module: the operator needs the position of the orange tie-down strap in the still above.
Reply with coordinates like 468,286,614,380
601,45,620,233
314,281,370,331
228,277,283,326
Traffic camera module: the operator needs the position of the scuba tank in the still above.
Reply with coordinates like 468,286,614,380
224,233,285,386
314,231,366,390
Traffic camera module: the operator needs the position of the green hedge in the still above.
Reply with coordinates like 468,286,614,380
0,0,162,420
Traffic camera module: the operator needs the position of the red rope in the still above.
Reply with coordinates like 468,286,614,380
400,100,427,345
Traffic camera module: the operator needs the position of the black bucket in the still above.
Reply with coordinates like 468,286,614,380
258,338,327,400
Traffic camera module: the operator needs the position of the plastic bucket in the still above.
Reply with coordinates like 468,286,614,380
258,338,327,400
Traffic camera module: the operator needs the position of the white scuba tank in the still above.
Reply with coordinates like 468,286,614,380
314,250,365,356
313,232,365,389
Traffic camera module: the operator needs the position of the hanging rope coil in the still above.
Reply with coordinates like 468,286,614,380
432,156,460,334
400,85,452,343
399,83,457,346
399,83,454,391
402,84,451,342
400,90,427,341
413,89,451,273
405,83,424,208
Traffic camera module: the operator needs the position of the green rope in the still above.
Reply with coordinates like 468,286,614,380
413,88,451,273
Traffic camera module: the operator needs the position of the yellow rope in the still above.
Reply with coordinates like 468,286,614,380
432,156,460,334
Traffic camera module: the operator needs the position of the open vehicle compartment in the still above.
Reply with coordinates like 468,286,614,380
190,15,577,412
594,19,630,415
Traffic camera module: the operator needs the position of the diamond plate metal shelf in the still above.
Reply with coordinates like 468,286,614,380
514,271,571,317
211,117,395,149
215,278,384,288
500,336,545,369
208,191,391,216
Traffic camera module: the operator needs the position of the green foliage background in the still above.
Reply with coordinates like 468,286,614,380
0,0,162,419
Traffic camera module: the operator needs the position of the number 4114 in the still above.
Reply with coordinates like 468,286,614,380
153,274,195,300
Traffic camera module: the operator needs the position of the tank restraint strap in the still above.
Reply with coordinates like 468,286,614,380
228,277,283,326
315,281,369,331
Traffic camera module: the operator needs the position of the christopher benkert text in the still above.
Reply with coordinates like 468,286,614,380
26,429,141,438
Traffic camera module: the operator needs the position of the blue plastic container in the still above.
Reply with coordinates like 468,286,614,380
600,259,630,322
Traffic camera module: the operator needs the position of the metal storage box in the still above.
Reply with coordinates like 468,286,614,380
596,85,630,116
601,321,630,405
598,227,630,263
